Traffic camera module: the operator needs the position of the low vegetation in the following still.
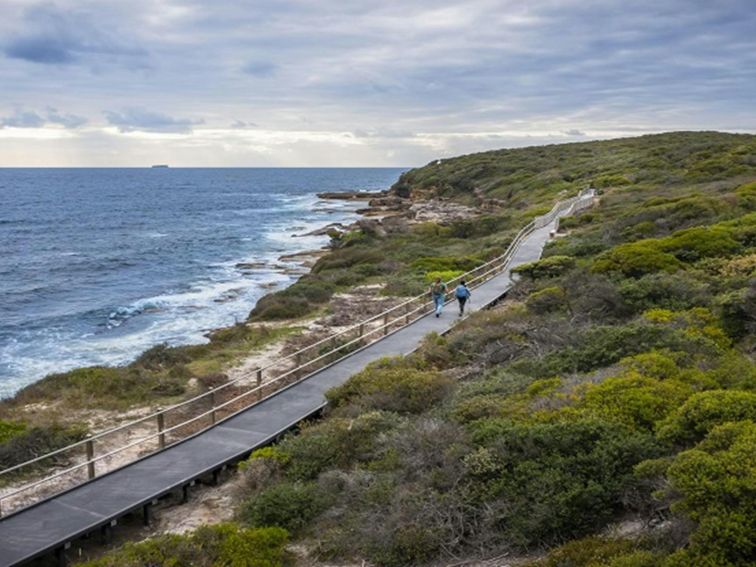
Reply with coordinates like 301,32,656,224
0,324,298,472
7,132,756,566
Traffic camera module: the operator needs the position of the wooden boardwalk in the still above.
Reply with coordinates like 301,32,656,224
0,205,583,566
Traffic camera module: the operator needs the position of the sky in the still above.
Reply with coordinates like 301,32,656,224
0,0,754,167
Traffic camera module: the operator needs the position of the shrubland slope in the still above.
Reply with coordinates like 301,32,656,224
8,131,756,566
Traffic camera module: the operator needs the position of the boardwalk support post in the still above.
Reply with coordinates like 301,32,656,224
85,438,95,480
55,543,69,567
157,411,166,449
142,503,152,526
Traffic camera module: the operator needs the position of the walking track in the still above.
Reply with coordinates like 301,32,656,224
0,205,582,566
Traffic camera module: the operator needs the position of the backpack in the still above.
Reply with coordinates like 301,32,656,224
455,285,470,299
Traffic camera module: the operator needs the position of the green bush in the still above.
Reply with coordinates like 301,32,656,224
312,247,383,273
717,287,754,340
577,372,693,431
0,423,88,473
466,418,661,547
526,286,569,313
664,421,755,566
82,523,289,567
618,272,708,313
411,255,482,273
281,411,399,480
513,255,576,279
238,481,329,532
327,361,454,414
656,390,756,445
592,240,683,277
735,180,756,207
528,536,655,567
250,276,337,320
0,420,26,444
661,226,741,262
424,269,463,284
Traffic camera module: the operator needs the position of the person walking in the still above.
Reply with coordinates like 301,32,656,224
455,280,471,316
429,277,447,317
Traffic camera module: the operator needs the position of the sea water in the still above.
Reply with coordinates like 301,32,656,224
0,168,406,398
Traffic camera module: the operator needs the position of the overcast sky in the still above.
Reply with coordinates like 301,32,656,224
0,0,754,166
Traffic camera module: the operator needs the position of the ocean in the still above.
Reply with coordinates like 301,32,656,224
0,167,406,398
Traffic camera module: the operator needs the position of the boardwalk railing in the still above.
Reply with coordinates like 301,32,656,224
0,189,594,517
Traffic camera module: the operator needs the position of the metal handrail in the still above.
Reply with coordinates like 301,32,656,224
0,188,594,516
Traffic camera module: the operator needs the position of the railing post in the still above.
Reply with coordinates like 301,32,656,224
256,369,263,400
210,390,217,424
359,323,364,337
86,437,95,480
157,410,166,449
295,352,303,368
383,312,389,335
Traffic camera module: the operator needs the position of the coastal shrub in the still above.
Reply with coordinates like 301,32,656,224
0,420,26,444
381,273,426,296
250,277,337,320
544,230,608,258
664,421,756,566
735,180,756,207
448,215,508,238
238,481,329,532
594,173,632,187
467,418,661,547
531,323,669,375
280,412,399,480
656,390,756,445
526,286,569,313
591,240,683,277
512,255,576,279
326,362,453,414
411,254,482,273
312,247,383,273
14,366,187,409
527,536,657,567
612,193,724,240
82,523,289,567
424,269,463,284
660,226,741,262
134,343,192,371
0,423,88,475
716,287,754,339
576,372,693,431
618,272,708,313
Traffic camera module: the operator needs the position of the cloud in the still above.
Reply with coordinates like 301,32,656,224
0,108,87,129
3,3,145,65
242,61,277,77
0,0,754,165
0,110,46,128
230,120,259,129
46,108,88,128
104,108,203,133
5,36,75,64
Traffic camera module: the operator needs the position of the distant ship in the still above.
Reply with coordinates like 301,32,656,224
151,164,169,168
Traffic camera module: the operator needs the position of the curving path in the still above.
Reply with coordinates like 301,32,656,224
0,194,591,566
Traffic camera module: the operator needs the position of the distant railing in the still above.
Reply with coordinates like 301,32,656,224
0,188,594,517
